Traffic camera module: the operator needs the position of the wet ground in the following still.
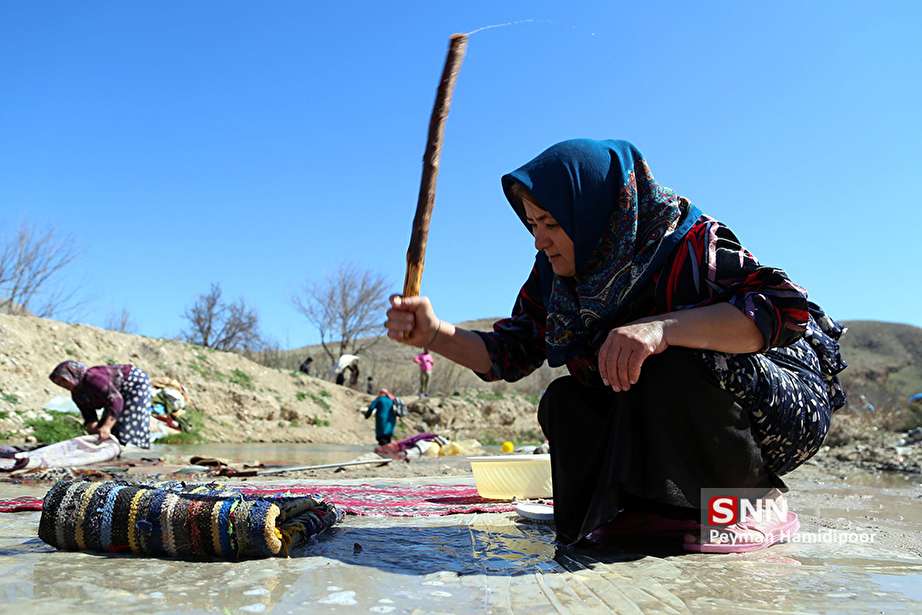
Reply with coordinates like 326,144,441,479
146,441,483,480
1,461,921,613
148,442,371,467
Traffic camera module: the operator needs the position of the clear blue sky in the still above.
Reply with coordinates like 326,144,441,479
2,1,920,347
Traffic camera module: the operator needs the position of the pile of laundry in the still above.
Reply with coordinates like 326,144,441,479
148,376,191,441
374,433,484,461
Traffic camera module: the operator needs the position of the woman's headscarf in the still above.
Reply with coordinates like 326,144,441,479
378,388,396,400
49,360,87,388
501,139,700,366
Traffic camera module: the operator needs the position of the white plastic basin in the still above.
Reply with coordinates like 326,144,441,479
469,454,552,500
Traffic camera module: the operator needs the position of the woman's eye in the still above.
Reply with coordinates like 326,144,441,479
546,223,558,229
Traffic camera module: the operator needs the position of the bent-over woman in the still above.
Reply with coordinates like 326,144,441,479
50,361,153,449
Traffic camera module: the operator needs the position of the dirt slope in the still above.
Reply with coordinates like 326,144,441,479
0,313,544,445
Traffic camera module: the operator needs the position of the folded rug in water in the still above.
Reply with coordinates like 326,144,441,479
38,479,342,559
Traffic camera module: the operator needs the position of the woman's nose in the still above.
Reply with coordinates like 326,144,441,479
534,229,552,250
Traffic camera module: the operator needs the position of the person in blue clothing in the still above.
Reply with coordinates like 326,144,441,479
365,389,398,445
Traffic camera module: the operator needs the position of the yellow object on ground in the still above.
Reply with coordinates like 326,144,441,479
500,441,515,454
422,442,441,457
439,439,483,457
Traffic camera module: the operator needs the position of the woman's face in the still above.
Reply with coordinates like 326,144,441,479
51,373,78,391
522,198,576,277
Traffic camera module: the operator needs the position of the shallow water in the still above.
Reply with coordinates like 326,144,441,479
2,457,921,613
149,442,368,467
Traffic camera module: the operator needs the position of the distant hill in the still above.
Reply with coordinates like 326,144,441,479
283,319,922,411
836,320,922,410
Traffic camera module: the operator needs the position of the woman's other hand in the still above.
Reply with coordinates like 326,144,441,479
598,320,669,392
84,421,99,434
386,295,440,348
96,415,116,443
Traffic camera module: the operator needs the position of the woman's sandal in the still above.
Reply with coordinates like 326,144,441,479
683,511,800,553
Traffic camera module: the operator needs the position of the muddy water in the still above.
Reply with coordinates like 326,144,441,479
1,461,920,613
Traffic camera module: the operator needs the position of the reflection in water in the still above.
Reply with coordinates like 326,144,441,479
472,522,559,573
31,551,299,612
299,520,561,577
871,572,922,601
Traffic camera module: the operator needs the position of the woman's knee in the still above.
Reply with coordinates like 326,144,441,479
641,347,710,382
537,376,578,438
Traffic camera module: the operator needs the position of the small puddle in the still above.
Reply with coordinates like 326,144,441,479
871,572,922,601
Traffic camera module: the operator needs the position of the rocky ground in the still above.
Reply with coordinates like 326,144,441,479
817,412,922,475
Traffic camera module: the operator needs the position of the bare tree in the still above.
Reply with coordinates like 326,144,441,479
0,224,79,317
182,283,262,352
293,263,389,368
105,308,137,334
244,338,297,371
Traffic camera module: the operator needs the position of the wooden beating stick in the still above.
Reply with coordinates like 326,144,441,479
402,33,468,298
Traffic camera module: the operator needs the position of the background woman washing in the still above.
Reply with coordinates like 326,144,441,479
49,360,153,449
386,139,846,552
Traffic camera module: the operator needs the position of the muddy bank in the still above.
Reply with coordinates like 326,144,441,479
3,424,921,488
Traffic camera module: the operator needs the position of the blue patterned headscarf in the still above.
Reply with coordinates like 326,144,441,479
501,139,700,366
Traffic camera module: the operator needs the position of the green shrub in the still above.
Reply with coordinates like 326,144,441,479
518,429,545,445
27,411,84,443
157,432,201,445
478,434,502,446
1,389,20,405
158,408,206,445
189,358,226,382
229,369,254,389
297,391,330,410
